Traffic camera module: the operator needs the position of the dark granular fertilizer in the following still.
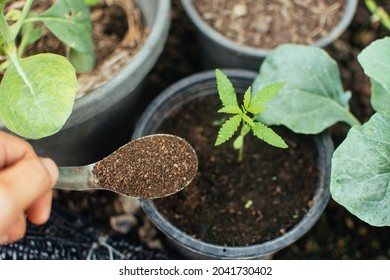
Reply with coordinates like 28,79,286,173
93,134,198,199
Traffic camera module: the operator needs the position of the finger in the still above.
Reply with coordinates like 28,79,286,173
0,157,58,233
0,131,37,169
26,190,53,225
0,213,26,245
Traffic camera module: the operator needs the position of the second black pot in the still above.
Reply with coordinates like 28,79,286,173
133,69,334,259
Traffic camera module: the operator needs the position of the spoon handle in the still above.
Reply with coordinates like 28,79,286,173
54,165,99,191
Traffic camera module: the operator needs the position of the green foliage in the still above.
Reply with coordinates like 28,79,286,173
0,0,95,139
38,0,94,72
357,37,390,112
330,37,390,226
330,112,390,226
252,44,360,134
215,69,287,161
84,0,101,6
0,54,78,139
250,39,390,226
365,0,390,30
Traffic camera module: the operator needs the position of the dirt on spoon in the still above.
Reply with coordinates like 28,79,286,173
93,134,198,199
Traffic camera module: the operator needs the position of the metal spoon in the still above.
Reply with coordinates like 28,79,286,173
54,134,198,199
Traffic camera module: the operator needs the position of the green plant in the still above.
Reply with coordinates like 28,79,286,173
365,0,390,30
0,0,94,139
214,69,287,162
251,38,390,226
330,37,390,227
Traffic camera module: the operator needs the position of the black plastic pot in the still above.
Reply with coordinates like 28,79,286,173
181,0,358,70
132,69,334,259
0,0,171,166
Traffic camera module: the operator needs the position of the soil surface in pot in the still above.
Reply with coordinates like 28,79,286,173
192,0,345,49
153,95,318,246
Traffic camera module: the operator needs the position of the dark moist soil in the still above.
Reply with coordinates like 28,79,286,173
55,0,390,259
153,95,318,246
192,0,345,49
93,135,198,199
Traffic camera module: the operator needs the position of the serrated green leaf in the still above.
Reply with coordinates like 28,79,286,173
252,122,288,148
217,105,242,114
248,82,285,113
215,69,239,108
215,115,242,146
358,37,390,112
38,0,94,71
0,53,78,139
330,112,390,226
252,44,359,133
242,114,255,127
243,86,251,109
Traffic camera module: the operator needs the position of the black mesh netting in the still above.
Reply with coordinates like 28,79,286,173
0,201,174,260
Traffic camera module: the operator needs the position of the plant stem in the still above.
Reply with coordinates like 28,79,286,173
237,123,251,162
348,112,362,127
0,2,14,52
365,0,390,30
238,140,244,162
0,60,9,72
0,2,34,95
10,0,34,39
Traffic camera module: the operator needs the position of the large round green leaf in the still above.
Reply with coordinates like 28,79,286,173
330,112,390,226
0,53,78,139
252,44,359,134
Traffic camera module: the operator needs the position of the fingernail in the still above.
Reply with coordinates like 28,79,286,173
42,158,59,182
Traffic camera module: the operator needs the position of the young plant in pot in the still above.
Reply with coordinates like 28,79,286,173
330,37,390,227
180,0,358,70
249,38,390,226
132,63,335,258
0,0,171,165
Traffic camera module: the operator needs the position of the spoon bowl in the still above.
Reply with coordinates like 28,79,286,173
54,134,198,199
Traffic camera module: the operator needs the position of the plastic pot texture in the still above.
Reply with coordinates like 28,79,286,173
181,0,358,70
0,0,171,166
132,69,334,259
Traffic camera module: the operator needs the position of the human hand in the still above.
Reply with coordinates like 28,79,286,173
0,131,58,245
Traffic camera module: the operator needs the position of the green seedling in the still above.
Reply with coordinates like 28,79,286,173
214,69,288,161
0,0,95,139
244,200,253,209
365,0,390,30
251,39,390,226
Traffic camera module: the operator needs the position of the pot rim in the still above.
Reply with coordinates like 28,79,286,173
0,0,172,133
133,69,334,259
180,0,358,57
64,0,172,128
